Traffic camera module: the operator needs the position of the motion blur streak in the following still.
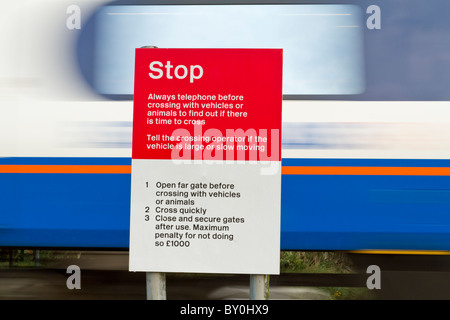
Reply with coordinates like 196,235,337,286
1,0,450,252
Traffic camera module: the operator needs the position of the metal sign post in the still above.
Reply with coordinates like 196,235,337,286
250,274,269,300
146,272,166,300
146,273,269,300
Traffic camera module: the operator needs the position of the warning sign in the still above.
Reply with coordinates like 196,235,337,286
129,48,283,274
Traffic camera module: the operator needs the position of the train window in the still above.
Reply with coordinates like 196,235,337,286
77,0,450,101
80,3,365,98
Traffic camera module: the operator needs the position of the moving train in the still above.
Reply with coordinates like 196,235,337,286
1,0,450,252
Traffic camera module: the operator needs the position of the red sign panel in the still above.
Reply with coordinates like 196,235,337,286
132,48,283,162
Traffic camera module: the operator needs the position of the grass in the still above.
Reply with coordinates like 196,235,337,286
280,251,354,274
280,251,377,300
0,249,81,268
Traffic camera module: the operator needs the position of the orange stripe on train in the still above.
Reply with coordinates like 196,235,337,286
0,165,132,174
2,165,450,176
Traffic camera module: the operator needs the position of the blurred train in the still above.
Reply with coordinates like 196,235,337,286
1,0,450,252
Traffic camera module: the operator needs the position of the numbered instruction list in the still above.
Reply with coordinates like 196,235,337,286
153,181,243,247
129,160,281,274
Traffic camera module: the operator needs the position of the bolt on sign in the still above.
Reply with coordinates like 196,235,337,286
129,48,283,274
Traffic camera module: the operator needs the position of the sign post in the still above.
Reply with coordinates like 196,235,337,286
250,274,270,300
146,272,166,300
129,48,283,299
